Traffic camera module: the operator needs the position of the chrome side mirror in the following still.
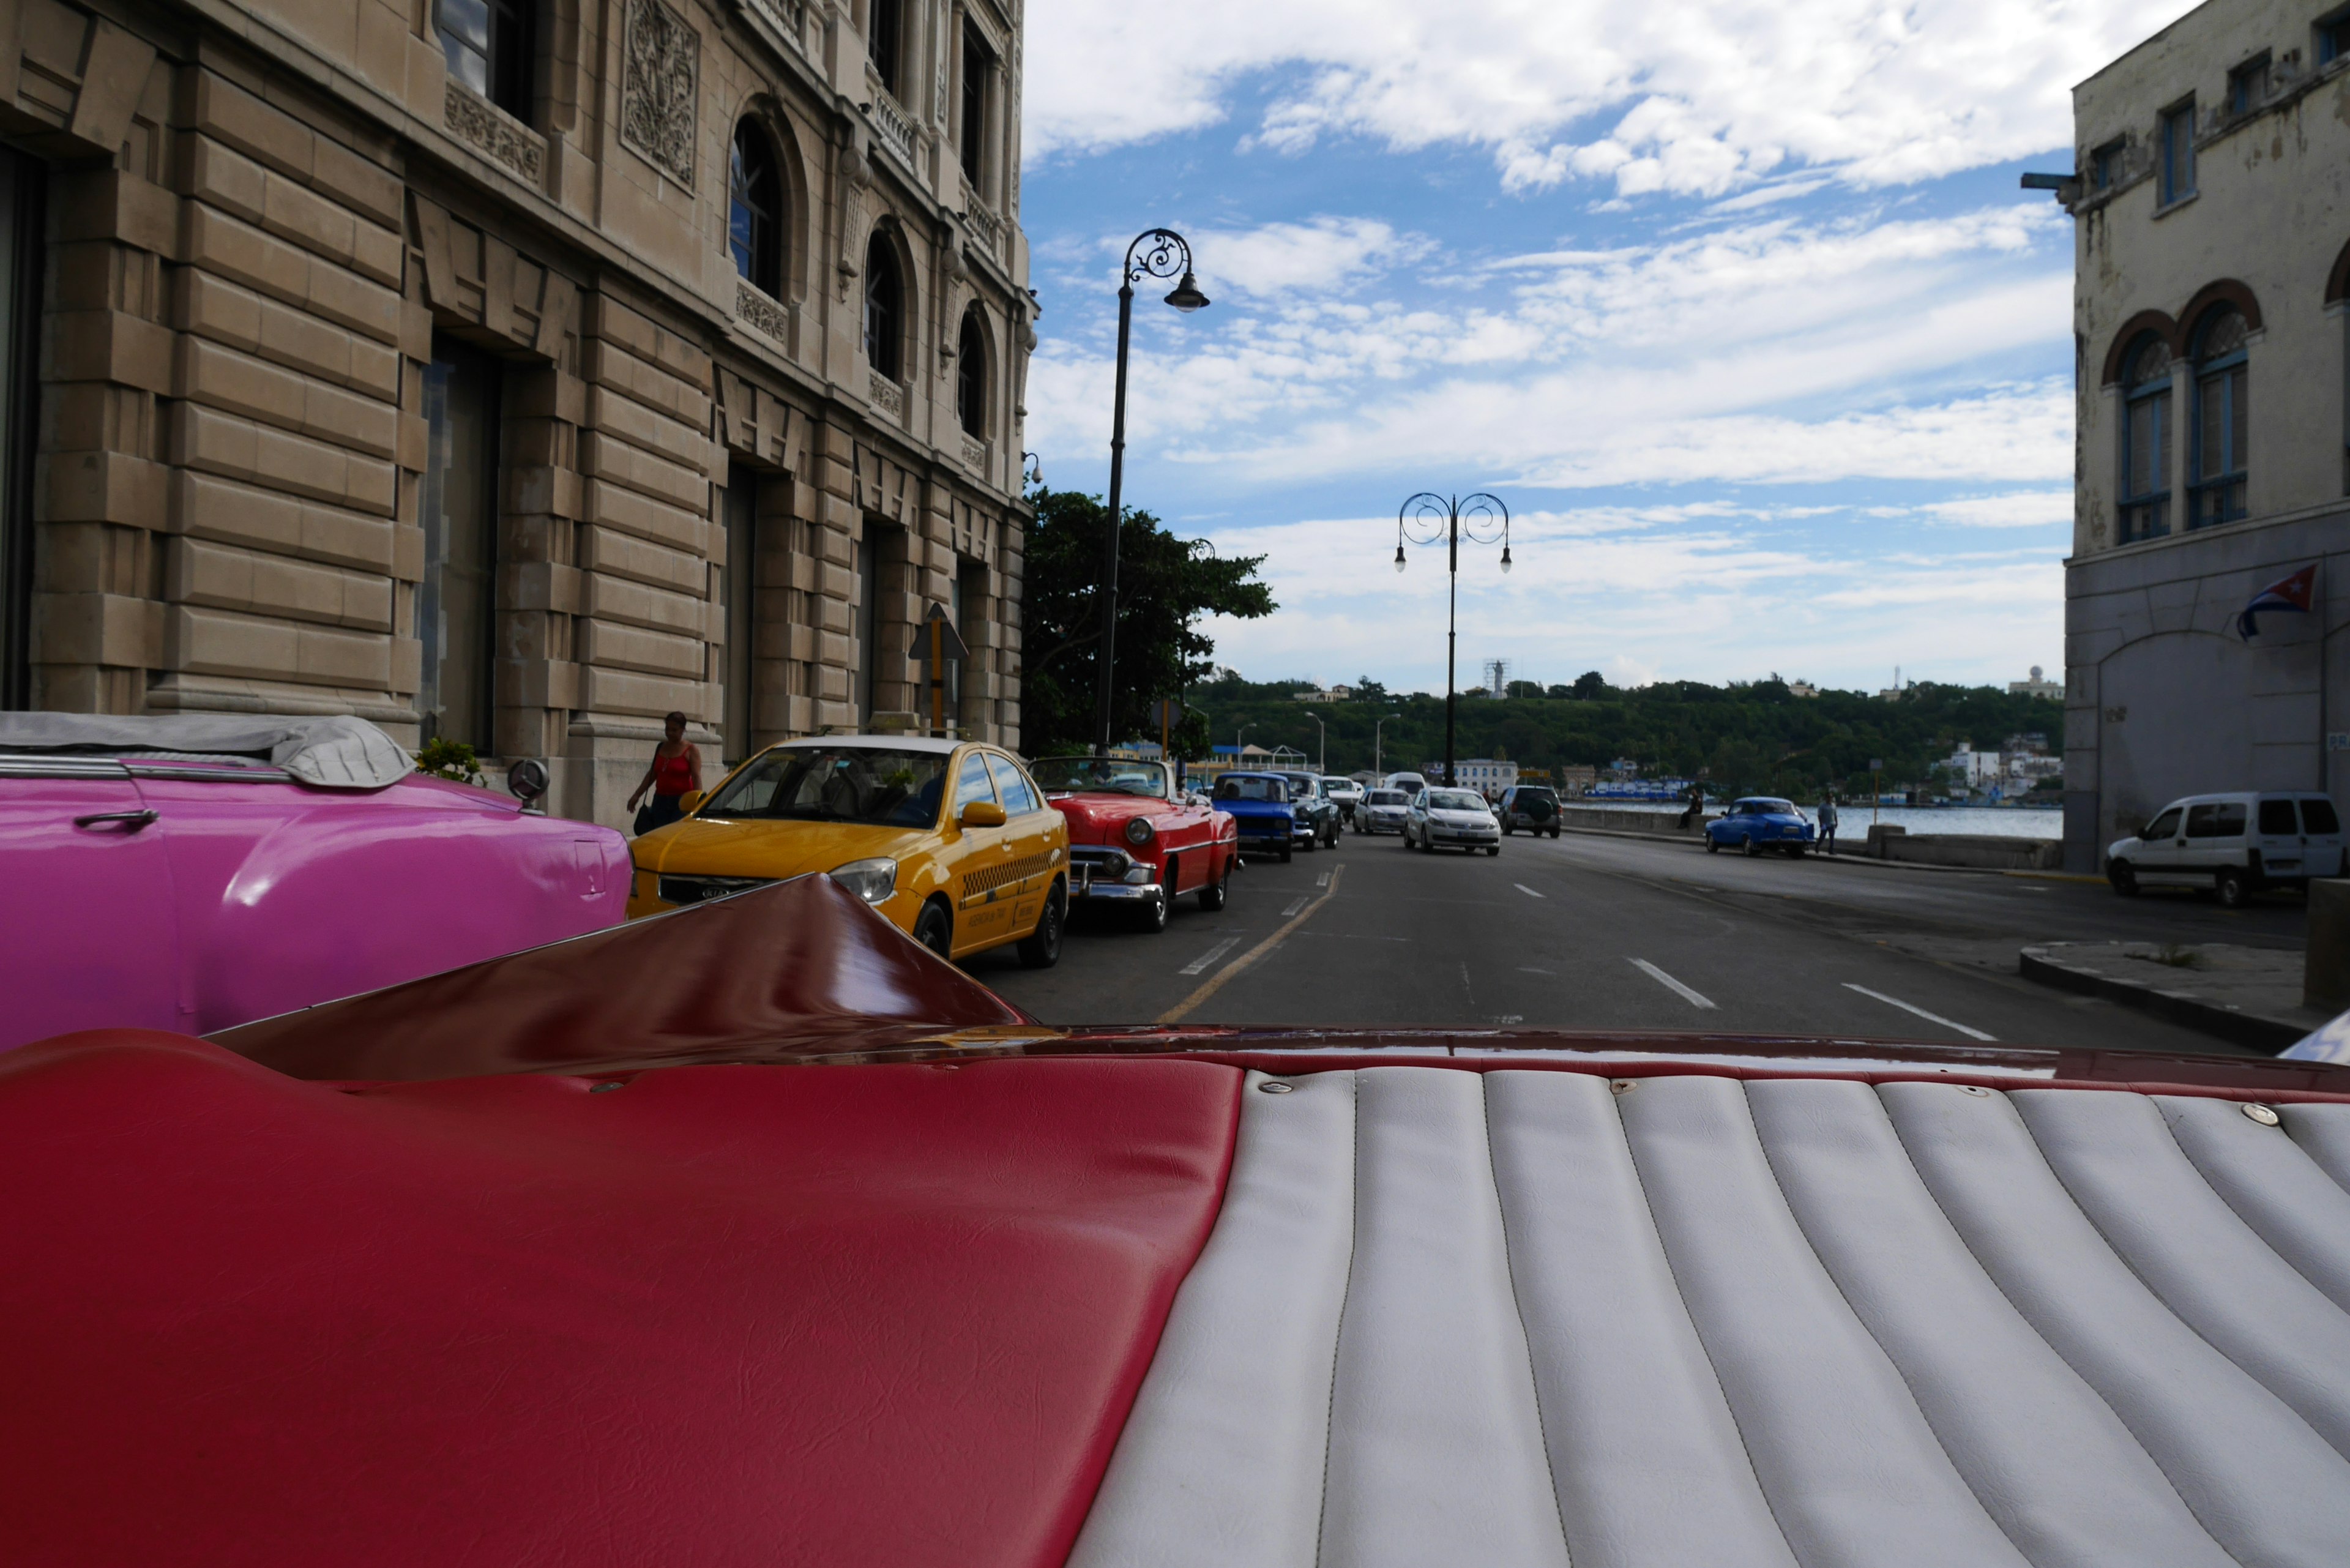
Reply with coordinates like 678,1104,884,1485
507,757,549,805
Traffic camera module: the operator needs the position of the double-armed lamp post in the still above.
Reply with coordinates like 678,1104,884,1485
1394,491,1512,788
1094,228,1210,756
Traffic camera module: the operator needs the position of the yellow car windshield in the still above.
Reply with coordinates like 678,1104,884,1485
703,747,949,827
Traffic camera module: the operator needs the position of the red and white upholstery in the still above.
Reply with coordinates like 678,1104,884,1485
7,879,2350,1566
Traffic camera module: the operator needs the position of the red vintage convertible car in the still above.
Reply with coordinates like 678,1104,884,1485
1032,755,1237,931
8,878,2350,1567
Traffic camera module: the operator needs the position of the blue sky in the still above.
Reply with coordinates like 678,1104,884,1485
1014,0,2195,695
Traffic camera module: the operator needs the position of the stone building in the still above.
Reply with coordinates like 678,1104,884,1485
0,0,1033,827
2059,0,2350,872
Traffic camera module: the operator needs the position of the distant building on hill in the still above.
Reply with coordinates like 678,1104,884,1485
1555,765,1598,796
1787,681,1821,699
1455,758,1518,796
2009,666,2062,701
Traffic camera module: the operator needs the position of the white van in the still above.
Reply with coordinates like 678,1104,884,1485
1382,771,1429,800
2106,791,2344,906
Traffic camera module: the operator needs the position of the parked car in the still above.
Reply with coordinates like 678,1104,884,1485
1706,797,1816,857
1404,786,1502,854
626,737,1070,967
1277,772,1344,848
1321,775,1364,826
1499,783,1562,838
1031,755,1239,931
0,712,627,1052
2105,791,2345,906
1356,786,1411,835
1210,771,1311,861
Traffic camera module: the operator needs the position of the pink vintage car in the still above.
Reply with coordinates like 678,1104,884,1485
0,712,629,1050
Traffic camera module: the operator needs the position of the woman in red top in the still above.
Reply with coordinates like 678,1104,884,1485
625,711,704,836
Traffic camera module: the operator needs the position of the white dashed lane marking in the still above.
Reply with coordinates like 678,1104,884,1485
1843,982,1996,1041
1281,895,1311,917
1629,958,1717,1010
1316,872,1331,887
1515,884,1545,898
1179,936,1242,977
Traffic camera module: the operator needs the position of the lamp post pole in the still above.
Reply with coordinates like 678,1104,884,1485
1394,492,1512,788
1095,230,1210,756
1304,711,1324,775
1374,715,1391,777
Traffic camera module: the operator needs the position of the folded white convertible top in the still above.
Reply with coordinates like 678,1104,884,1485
1073,1067,2350,1568
0,712,412,790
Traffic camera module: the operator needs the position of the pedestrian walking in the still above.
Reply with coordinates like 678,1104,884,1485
626,711,703,836
1818,793,1840,856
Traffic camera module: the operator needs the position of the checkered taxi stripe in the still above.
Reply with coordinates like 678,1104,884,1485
964,850,1056,898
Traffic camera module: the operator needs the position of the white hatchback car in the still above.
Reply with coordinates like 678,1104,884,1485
1356,786,1411,835
1404,786,1502,856
2106,791,2344,906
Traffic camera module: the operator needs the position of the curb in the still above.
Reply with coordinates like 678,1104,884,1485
2018,944,2305,1053
1553,823,2029,876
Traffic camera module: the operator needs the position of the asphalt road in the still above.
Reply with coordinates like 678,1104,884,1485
973,824,2308,1054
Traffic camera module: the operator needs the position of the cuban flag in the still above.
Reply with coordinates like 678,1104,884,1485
2237,564,2318,640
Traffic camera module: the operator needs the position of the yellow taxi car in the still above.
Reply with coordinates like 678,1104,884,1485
626,736,1069,967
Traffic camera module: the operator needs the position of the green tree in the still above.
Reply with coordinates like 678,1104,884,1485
1021,490,1276,755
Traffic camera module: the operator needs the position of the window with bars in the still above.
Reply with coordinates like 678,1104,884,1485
2119,334,2172,543
729,122,783,296
437,0,534,119
2188,309,2248,528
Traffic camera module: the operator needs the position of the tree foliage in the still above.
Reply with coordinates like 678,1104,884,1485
1184,673,2062,797
1020,489,1276,756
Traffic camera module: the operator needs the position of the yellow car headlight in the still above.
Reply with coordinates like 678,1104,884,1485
829,857,899,905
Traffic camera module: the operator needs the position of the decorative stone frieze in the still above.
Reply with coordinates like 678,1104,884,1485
443,81,545,183
869,371,905,417
960,433,988,473
736,278,788,344
622,0,699,188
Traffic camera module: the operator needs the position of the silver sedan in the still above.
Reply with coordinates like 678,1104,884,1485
1404,788,1502,855
1355,787,1411,835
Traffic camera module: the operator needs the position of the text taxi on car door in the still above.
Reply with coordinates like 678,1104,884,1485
625,736,1070,966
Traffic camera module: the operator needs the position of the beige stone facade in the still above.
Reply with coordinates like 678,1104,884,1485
0,0,1032,829
2058,0,2350,870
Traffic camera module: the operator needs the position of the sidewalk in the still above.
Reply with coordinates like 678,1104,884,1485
2020,941,2330,1053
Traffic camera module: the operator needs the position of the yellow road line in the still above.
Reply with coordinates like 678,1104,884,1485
1157,863,1346,1025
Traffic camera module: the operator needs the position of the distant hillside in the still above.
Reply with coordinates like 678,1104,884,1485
1181,674,2062,799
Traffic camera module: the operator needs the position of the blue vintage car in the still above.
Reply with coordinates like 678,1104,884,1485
1705,796,1816,857
1209,772,1311,862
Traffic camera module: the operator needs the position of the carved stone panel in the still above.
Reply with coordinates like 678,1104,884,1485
444,82,545,183
736,278,789,345
621,0,699,188
869,371,905,419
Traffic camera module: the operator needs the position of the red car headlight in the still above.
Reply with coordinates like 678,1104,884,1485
1124,817,1155,847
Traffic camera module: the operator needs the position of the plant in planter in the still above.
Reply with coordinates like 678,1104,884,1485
415,737,486,787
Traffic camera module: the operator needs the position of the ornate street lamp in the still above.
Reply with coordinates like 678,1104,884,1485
1394,491,1512,788
1095,228,1209,755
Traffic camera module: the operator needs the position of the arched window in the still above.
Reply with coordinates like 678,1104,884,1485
2118,333,2173,542
728,121,783,297
864,233,903,381
2188,307,2248,528
957,308,987,438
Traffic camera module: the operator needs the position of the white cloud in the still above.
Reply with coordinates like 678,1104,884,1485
1190,513,2061,693
1914,490,2076,528
1028,204,2073,490
1024,0,2194,196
